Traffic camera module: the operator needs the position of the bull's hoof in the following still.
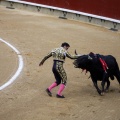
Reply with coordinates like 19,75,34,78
100,92,105,96
98,90,102,95
105,89,109,92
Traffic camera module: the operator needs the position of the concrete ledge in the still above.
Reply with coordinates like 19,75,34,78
0,0,120,30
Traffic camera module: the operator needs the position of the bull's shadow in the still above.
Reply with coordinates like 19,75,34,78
73,51,120,95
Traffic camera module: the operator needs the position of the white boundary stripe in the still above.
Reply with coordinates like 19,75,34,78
0,38,24,90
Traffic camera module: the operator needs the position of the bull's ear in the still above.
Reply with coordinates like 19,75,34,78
88,55,92,60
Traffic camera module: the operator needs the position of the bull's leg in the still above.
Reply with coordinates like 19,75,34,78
92,80,102,95
105,79,110,92
101,81,105,95
101,72,108,95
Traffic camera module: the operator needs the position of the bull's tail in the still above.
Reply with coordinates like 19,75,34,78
114,59,120,85
113,59,120,92
116,71,120,84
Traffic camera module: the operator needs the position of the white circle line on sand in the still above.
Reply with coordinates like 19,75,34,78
0,38,24,90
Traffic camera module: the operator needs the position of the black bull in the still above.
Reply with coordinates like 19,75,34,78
73,52,120,95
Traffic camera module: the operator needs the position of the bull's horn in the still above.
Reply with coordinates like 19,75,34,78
75,49,78,55
88,55,92,60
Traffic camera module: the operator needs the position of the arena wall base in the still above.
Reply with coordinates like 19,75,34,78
0,0,120,30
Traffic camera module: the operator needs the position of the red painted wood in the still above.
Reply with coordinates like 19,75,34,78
23,0,120,20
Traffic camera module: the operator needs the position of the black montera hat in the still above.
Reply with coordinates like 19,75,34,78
61,42,70,47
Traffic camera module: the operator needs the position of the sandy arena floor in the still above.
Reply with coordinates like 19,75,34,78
0,5,120,120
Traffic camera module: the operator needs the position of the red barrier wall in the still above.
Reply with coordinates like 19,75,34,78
23,0,120,20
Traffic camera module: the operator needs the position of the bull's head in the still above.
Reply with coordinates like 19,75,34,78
73,50,93,70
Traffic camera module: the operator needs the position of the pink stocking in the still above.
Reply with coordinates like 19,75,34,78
48,82,57,91
57,84,65,96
